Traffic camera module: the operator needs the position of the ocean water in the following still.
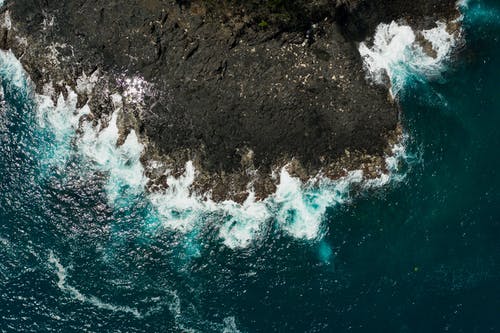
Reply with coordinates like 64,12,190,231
1,0,499,332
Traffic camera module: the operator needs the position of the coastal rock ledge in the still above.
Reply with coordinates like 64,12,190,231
0,0,459,201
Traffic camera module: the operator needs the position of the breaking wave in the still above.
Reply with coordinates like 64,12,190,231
359,19,461,96
0,47,408,251
75,108,408,249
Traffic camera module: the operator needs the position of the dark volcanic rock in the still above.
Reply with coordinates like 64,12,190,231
335,0,459,41
0,0,459,200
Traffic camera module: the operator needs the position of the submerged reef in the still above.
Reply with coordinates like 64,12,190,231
0,0,459,201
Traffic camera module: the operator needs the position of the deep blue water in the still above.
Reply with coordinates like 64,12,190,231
1,1,499,332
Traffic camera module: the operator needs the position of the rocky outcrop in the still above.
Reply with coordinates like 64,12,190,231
0,0,459,201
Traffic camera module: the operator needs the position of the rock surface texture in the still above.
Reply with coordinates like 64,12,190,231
0,0,459,201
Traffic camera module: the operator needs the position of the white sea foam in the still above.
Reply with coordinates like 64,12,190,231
359,20,460,96
48,251,142,318
457,0,470,9
358,22,416,94
0,50,30,92
365,138,410,188
148,161,207,234
217,191,271,248
274,168,363,240
52,98,409,247
422,22,457,60
0,48,409,250
33,89,92,171
37,90,89,141
0,49,90,170
148,162,271,248
78,97,147,203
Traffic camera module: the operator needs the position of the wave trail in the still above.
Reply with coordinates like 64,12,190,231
48,251,142,318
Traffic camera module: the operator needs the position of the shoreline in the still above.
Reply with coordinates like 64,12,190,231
0,0,459,202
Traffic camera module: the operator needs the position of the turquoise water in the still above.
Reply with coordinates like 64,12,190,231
0,1,499,331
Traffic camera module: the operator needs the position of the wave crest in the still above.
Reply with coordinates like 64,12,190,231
359,20,461,96
0,47,409,250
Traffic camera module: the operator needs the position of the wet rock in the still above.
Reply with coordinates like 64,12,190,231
0,0,458,201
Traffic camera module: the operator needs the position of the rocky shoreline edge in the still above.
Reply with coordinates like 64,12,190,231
0,0,461,202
